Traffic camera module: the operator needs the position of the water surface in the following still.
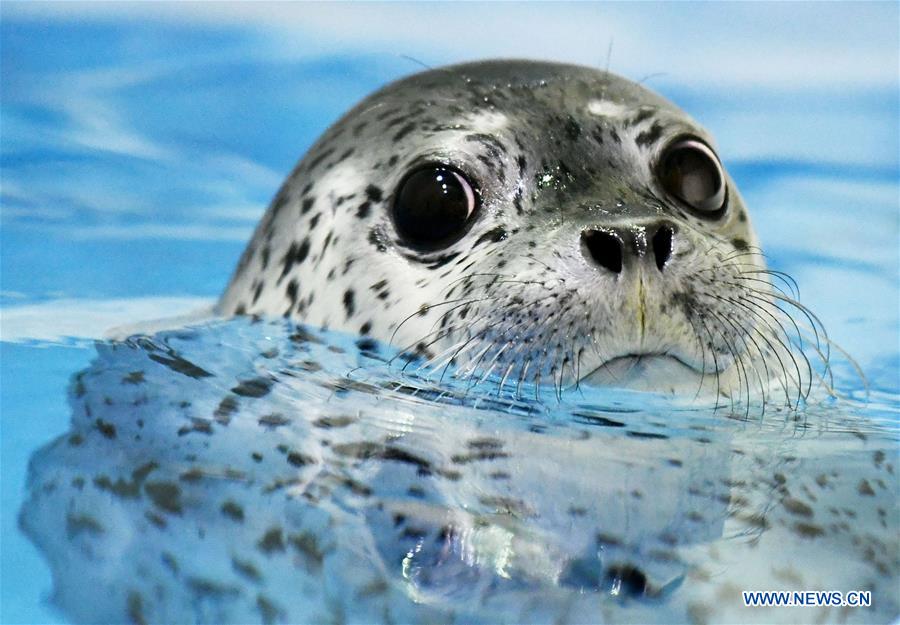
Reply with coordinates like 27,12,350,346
1,4,898,624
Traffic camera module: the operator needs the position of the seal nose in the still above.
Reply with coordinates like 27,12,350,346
581,223,675,274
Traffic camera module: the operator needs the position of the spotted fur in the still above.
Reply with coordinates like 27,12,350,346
19,320,897,624
220,60,826,407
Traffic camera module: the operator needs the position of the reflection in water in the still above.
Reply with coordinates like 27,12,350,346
20,319,898,624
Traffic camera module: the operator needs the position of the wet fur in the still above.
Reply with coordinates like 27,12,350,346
220,60,830,409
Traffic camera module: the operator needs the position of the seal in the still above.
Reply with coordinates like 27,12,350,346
219,59,817,403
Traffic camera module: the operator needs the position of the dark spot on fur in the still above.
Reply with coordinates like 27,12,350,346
148,352,213,379
306,148,334,171
313,415,356,429
365,185,383,202
221,500,245,522
783,497,814,517
279,238,311,282
257,595,284,624
572,412,626,428
127,592,147,625
450,449,509,464
258,414,290,429
270,190,290,216
66,512,104,538
186,577,241,599
288,532,325,572
177,418,213,436
122,371,145,385
629,108,654,127
732,237,749,251
214,395,239,423
473,226,508,247
332,442,431,470
564,116,582,140
231,377,273,398
286,452,315,467
231,557,262,582
392,122,416,143
95,419,116,439
257,527,285,554
144,481,182,514
284,279,299,315
793,522,825,538
356,337,378,352
635,122,664,148
343,289,356,318
626,430,668,440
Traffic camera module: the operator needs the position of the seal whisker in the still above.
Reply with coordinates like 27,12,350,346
735,291,814,405
737,269,804,307
681,308,715,404
751,304,800,409
706,291,804,409
696,255,801,302
572,346,585,393
497,362,516,397
391,295,511,372
584,327,626,386
705,306,771,417
705,307,753,415
389,294,500,348
515,359,532,400
688,307,730,412
723,290,805,405
471,341,515,387
723,273,798,311
724,276,831,388
431,294,544,371
438,287,583,394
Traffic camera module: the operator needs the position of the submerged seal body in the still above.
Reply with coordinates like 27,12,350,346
220,60,806,401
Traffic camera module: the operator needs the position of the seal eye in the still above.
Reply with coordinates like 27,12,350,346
393,166,477,247
658,138,726,215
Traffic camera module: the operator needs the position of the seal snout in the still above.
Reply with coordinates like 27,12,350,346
581,222,675,275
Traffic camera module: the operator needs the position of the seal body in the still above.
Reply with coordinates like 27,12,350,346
220,60,796,399
21,319,895,625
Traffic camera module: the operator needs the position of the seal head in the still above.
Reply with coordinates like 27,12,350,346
220,60,798,399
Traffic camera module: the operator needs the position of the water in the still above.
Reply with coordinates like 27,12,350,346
1,4,898,624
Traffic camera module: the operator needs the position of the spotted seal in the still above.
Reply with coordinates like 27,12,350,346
220,59,820,403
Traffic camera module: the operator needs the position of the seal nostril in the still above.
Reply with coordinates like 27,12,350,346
582,230,623,274
651,225,674,271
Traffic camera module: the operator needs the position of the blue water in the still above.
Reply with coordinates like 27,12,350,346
1,4,898,624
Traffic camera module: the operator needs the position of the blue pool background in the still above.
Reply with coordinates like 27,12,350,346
1,3,898,623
